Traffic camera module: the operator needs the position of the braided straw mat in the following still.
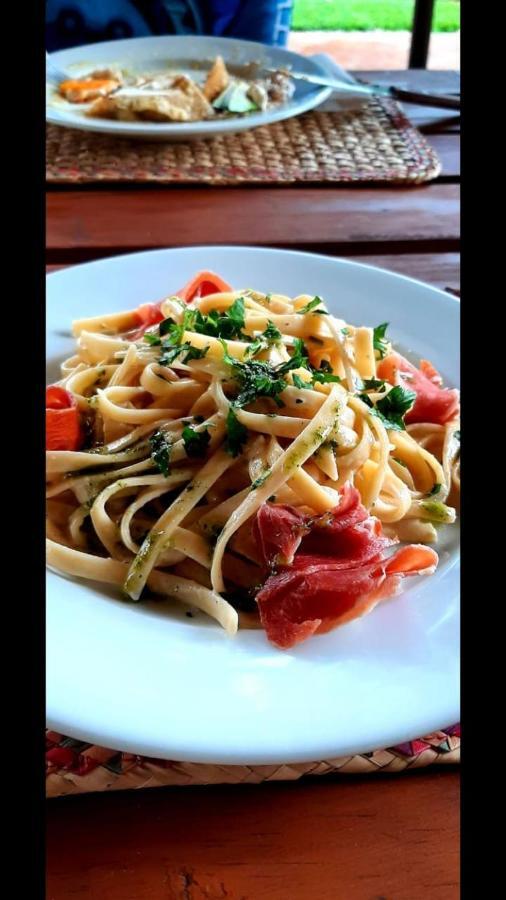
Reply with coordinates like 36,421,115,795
46,725,459,797
46,98,440,186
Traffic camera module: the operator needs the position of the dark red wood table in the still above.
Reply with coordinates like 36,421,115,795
46,69,460,900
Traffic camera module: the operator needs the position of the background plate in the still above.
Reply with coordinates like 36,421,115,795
46,35,336,141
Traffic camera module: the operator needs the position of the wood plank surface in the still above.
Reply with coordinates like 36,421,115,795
46,769,460,900
46,185,460,263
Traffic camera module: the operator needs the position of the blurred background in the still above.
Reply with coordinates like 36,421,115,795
46,1,460,69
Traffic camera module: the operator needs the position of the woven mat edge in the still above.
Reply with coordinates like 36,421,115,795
46,726,460,797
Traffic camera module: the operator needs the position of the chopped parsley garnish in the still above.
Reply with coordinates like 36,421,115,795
225,407,248,457
297,296,327,315
145,313,209,366
158,341,209,366
428,483,442,496
222,338,311,409
363,377,386,391
190,297,247,340
143,332,162,346
276,338,310,375
360,384,416,431
159,317,177,336
263,321,282,342
159,342,188,367
183,344,209,362
393,457,408,468
341,327,350,336
375,385,416,429
312,360,342,386
182,425,211,459
244,321,282,359
149,430,172,477
373,323,390,359
147,301,247,357
292,374,309,390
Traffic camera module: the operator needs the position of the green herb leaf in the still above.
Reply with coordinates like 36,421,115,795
149,430,172,477
276,338,310,375
183,344,209,362
428,483,442,496
144,332,162,346
159,341,189,367
363,377,386,391
297,296,327,315
225,407,248,457
263,321,282,342
373,385,416,431
244,321,282,359
312,370,341,386
190,298,246,341
373,323,390,359
182,425,211,459
292,374,308,389
159,317,177,336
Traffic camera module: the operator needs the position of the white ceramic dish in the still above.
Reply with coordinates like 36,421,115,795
46,35,342,141
46,246,460,763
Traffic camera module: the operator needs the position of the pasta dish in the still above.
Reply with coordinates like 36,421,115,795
46,270,460,649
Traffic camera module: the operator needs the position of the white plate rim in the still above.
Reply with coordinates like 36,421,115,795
46,246,460,764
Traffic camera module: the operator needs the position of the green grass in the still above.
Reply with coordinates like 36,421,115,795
292,0,460,33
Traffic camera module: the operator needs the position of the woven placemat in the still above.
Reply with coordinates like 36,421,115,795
46,724,459,797
46,98,440,186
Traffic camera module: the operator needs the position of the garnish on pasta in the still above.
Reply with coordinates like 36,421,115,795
46,270,460,649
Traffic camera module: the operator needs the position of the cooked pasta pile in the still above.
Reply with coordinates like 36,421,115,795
46,270,460,649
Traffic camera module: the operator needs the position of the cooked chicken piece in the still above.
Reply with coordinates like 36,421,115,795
88,76,214,123
171,74,215,118
59,75,121,103
203,55,229,102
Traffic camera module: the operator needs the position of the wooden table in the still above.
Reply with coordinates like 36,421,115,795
46,70,460,900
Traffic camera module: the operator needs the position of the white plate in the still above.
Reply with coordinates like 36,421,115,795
46,35,338,141
46,246,460,763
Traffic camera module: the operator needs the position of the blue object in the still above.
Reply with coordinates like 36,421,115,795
46,1,293,50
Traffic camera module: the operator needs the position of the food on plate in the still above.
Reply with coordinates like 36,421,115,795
56,56,295,123
58,69,122,103
46,271,460,648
